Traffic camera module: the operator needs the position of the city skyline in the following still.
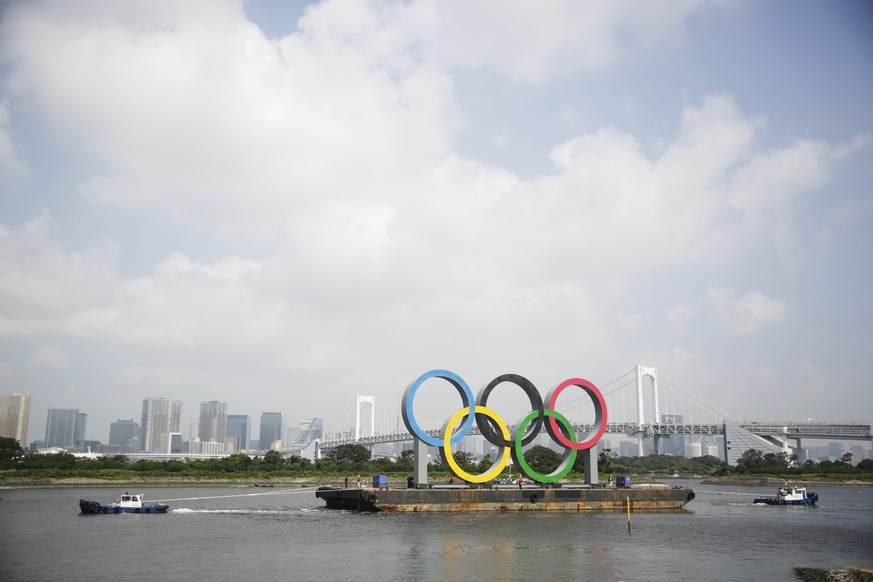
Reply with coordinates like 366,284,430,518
1,1,872,444
5,388,869,462
3,388,328,447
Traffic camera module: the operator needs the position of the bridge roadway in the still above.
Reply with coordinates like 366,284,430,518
319,422,872,450
737,423,873,441
319,422,727,449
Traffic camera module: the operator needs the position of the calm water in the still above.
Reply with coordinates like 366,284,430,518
1,480,871,581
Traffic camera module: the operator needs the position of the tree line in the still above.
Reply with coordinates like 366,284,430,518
2,437,870,481
727,448,873,476
0,439,413,479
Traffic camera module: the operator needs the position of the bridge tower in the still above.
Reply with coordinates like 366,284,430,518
355,395,376,441
636,365,660,456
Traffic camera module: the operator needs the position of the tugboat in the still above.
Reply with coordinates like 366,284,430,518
753,485,818,506
79,492,169,514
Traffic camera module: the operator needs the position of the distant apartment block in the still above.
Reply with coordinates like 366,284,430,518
292,416,323,447
660,414,686,456
227,415,250,452
285,426,299,446
199,401,228,451
109,419,140,453
828,442,845,459
45,408,85,449
161,432,183,454
259,412,284,451
140,397,182,453
200,440,225,454
74,412,88,448
182,438,224,454
0,393,31,445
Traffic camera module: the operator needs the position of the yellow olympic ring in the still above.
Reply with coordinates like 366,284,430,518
441,405,510,483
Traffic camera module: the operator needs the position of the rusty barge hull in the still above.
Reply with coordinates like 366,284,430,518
315,486,695,512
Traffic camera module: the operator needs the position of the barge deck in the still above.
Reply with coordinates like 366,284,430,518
316,484,695,512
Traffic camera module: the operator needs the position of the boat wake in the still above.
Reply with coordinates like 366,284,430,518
151,487,317,504
172,507,311,515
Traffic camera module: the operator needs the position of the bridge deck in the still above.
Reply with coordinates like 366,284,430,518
319,421,871,449
738,423,872,440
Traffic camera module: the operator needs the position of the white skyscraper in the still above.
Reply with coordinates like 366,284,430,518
199,401,228,448
0,393,31,445
45,408,83,449
140,397,182,453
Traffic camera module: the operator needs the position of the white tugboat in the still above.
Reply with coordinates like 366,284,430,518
79,492,169,514
753,485,818,506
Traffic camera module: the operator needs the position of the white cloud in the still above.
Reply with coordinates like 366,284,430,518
120,365,211,387
2,0,459,241
434,0,702,84
155,253,262,282
0,100,28,178
707,285,787,334
667,303,697,328
28,346,71,370
671,347,693,359
0,212,119,324
491,130,509,148
729,133,871,255
4,2,851,280
0,0,720,248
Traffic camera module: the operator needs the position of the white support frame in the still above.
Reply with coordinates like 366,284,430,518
355,395,376,441
636,365,659,456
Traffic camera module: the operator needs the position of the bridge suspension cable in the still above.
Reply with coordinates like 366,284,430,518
659,372,737,424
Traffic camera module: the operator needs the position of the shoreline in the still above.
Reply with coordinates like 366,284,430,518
0,476,413,489
702,476,873,487
0,477,334,489
4,474,872,489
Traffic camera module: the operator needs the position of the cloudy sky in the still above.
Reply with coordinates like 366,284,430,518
1,0,871,444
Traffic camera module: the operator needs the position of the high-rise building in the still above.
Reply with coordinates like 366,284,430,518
285,426,299,446
309,416,323,441
292,416,324,447
227,415,250,452
660,414,686,456
45,408,81,449
200,440,225,454
0,393,31,445
109,419,140,452
293,418,311,446
74,412,88,448
259,412,284,451
140,397,182,453
162,432,183,454
199,401,228,447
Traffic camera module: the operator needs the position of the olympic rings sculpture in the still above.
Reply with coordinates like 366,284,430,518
401,370,608,484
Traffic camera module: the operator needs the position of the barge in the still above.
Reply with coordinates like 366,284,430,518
318,371,696,513
316,484,695,512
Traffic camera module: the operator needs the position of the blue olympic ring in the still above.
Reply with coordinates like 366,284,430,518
402,369,474,448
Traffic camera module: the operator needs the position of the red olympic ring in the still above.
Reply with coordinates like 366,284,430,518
545,378,607,450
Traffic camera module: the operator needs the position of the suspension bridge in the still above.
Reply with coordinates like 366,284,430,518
316,365,871,465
